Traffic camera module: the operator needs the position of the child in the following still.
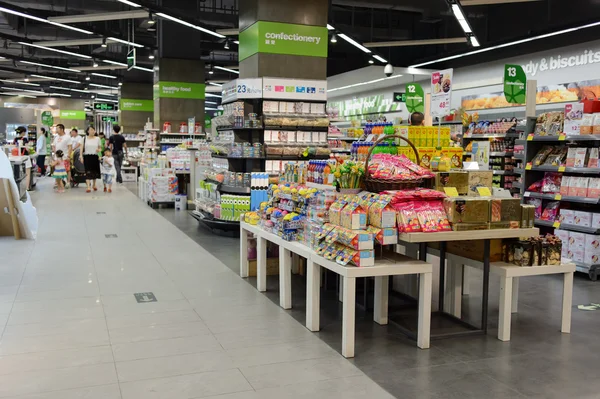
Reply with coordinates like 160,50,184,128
100,148,116,193
51,150,67,193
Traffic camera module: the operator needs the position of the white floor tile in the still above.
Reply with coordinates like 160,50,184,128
0,329,109,355
2,318,107,338
106,309,201,330
112,334,222,362
0,384,121,399
0,346,114,375
108,321,210,344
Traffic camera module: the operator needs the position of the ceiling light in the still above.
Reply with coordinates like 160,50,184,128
233,40,239,44
338,33,371,53
327,24,335,30
91,95,95,98
89,83,119,89
31,74,80,84
373,55,387,63
19,95,37,99
208,65,214,75
117,0,141,7
410,21,600,68
147,13,156,25
49,86,69,91
205,93,222,98
91,73,117,79
224,40,230,50
85,75,91,81
133,66,154,73
49,93,71,97
155,12,225,38
101,37,107,48
470,36,480,47
103,60,127,66
149,54,155,60
93,60,99,68
0,79,39,87
19,42,92,59
205,107,219,111
70,88,89,93
0,87,45,94
23,77,29,82
451,4,466,21
328,74,403,93
205,101,217,105
457,18,472,34
214,65,239,74
330,34,337,44
19,60,81,72
0,6,92,35
118,82,123,86
368,59,374,64
208,82,222,86
96,98,119,103
107,37,144,48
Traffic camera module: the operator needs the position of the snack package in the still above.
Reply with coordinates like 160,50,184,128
526,198,543,219
587,178,600,198
490,198,521,227
573,211,592,227
467,171,493,197
543,147,567,166
334,226,374,250
341,202,367,230
580,114,594,134
568,177,580,197
395,202,422,233
532,146,554,166
329,197,350,226
368,195,396,228
576,177,590,197
574,148,588,168
434,171,469,195
507,240,534,266
527,179,543,193
418,147,436,169
540,201,560,221
554,229,570,259
447,147,464,169
366,225,398,245
357,192,378,213
443,198,490,224
588,148,599,168
541,172,562,193
336,246,375,267
559,176,571,196
559,209,575,225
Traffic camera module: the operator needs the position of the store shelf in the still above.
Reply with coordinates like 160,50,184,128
330,148,351,153
219,185,251,194
266,155,331,160
528,165,600,174
463,133,519,139
139,146,160,150
436,120,463,125
489,152,514,157
216,126,263,131
526,134,600,142
572,260,599,277
190,210,240,232
534,219,600,234
328,136,361,141
160,133,205,136
524,191,600,204
264,125,328,132
211,154,265,160
492,170,519,175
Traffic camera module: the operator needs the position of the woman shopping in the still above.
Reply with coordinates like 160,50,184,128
80,126,101,193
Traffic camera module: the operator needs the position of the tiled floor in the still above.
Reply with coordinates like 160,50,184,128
3,179,600,399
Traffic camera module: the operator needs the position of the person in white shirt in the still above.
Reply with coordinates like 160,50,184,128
80,126,101,193
35,127,48,175
70,129,81,150
52,124,72,186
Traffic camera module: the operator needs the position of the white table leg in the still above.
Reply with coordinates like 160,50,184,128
561,272,573,334
374,276,389,325
462,265,470,296
279,247,292,309
306,260,320,331
240,227,249,278
256,237,267,292
498,276,513,341
449,262,462,318
511,277,519,313
342,277,356,358
417,271,432,349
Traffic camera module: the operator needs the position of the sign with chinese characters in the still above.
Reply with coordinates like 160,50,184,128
405,83,424,113
239,21,327,61
120,98,154,112
262,77,326,101
155,82,205,99
503,64,527,104
59,110,85,120
430,69,453,117
222,78,263,103
41,111,53,126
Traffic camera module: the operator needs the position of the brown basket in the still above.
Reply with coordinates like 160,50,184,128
364,134,429,192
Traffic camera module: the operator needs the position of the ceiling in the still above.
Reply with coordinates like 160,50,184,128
0,0,599,101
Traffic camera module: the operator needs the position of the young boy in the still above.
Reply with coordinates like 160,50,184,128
100,149,116,193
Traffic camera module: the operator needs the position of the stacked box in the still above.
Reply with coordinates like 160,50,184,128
554,229,570,260
149,175,178,203
584,234,600,265
568,231,586,262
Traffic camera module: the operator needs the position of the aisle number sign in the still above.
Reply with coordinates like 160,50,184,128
405,83,424,113
430,69,453,117
41,111,53,126
222,78,263,103
503,64,527,104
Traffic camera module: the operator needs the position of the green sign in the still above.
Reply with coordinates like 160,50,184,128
204,115,211,129
405,83,425,113
41,111,53,126
94,102,116,111
102,116,117,122
120,98,154,112
239,21,328,61
127,48,136,71
60,110,86,120
393,92,406,103
504,64,527,104
155,82,205,99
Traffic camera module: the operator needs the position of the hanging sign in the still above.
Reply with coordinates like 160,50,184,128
188,117,195,133
430,69,453,117
60,110,86,120
564,103,584,135
155,82,205,99
127,48,136,71
93,102,116,111
393,92,406,103
405,83,425,113
222,78,263,103
41,111,53,126
102,116,117,122
262,77,326,101
503,64,527,104
204,115,212,129
120,98,154,112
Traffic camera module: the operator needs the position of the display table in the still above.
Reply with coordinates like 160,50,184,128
442,252,575,341
398,228,540,338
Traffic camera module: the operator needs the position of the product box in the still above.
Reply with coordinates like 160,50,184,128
587,178,600,198
554,229,570,259
368,195,396,228
559,209,575,225
310,103,325,115
569,231,586,249
588,148,599,167
577,177,590,197
341,202,367,230
434,171,469,195
490,198,521,227
467,171,493,196
560,176,571,196
329,197,349,226
566,148,588,167
263,101,279,113
520,204,535,228
333,226,374,250
444,198,490,224
418,147,436,169
451,223,490,231
349,249,375,267
446,147,463,169
592,213,600,229
571,248,585,263
573,210,592,227
367,226,398,245
568,177,580,196
425,127,435,147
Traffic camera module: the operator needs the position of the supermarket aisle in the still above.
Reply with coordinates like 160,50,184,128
0,178,393,399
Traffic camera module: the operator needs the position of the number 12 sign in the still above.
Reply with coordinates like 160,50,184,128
405,83,424,113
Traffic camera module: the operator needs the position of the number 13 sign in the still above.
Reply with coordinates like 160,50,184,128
430,68,453,117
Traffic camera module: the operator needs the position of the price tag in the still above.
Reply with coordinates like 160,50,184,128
477,187,492,197
527,134,534,141
553,221,561,228
524,192,531,197
444,187,460,197
525,162,532,170
554,194,562,200
558,166,566,172
558,133,567,141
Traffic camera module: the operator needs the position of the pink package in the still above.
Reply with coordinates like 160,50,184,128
559,176,571,196
576,177,590,197
395,202,422,233
587,178,600,198
568,177,580,197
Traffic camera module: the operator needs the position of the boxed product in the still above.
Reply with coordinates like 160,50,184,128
567,177,579,196
489,198,521,227
451,222,490,231
569,231,586,250
366,226,398,245
418,147,436,169
577,177,590,197
434,171,469,195
592,213,600,229
587,178,600,197
554,229,570,259
571,248,585,262
263,101,279,113
584,234,600,264
341,202,367,230
566,148,588,168
329,197,349,226
447,239,504,262
559,209,575,225
443,197,490,224
573,210,592,227
467,171,493,197
506,240,535,266
588,148,599,167
332,226,374,250
559,176,571,196
447,147,464,169
368,195,396,228
520,204,535,228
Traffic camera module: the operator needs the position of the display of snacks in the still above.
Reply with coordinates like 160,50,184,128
534,112,564,136
505,235,562,266
465,119,516,135
434,171,469,195
444,198,490,225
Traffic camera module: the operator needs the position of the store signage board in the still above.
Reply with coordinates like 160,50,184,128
522,49,600,77
120,98,154,112
102,116,116,122
41,111,53,126
156,82,205,99
127,48,136,71
503,64,527,104
393,92,406,103
328,95,403,117
93,102,116,111
405,83,424,113
262,77,326,101
239,21,327,61
430,69,453,117
564,103,584,134
60,110,85,120
222,79,263,103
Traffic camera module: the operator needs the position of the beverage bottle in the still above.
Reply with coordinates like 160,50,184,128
307,161,314,183
318,161,324,184
323,162,331,185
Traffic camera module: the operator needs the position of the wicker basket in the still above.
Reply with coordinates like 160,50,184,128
363,134,430,192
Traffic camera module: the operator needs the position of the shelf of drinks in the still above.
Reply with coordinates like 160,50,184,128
524,191,600,204
526,134,600,142
527,165,600,174
489,151,514,157
463,133,520,139
534,219,600,234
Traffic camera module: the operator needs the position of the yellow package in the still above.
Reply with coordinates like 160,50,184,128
397,125,409,147
413,126,423,147
442,127,451,147
448,147,463,169
418,147,436,169
408,126,416,147
426,127,435,147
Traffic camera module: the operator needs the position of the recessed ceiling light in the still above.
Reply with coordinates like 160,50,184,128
117,0,141,7
91,73,117,79
19,42,92,59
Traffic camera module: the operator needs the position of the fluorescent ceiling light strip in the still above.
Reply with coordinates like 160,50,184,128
410,21,600,68
208,82,222,86
338,33,371,53
107,37,144,48
1,93,39,98
373,55,387,63
328,74,402,93
327,24,335,30
48,93,71,97
451,4,466,21
205,101,217,105
70,88,89,93
0,6,92,35
89,83,118,89
96,98,119,102
19,95,37,98
31,74,80,84
0,87,45,94
205,107,219,110
214,66,239,74
205,93,222,98
457,18,472,33
103,60,127,66
19,60,81,72
133,66,154,73
49,86,70,91
233,40,239,44
91,73,117,79
155,12,224,38
117,0,141,7
470,36,480,47
19,42,91,59
0,79,39,86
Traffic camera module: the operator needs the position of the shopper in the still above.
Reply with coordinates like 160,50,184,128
70,128,81,150
52,124,72,187
13,127,29,155
51,150,67,193
80,126,101,193
100,149,116,193
108,124,127,184
36,127,48,175
410,112,425,126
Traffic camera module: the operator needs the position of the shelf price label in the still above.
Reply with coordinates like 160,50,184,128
503,64,526,104
430,69,453,118
527,134,534,141
558,166,566,172
554,194,562,200
404,84,424,113
553,221,561,228
558,133,567,141
477,187,492,197
525,162,532,170
443,187,460,197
